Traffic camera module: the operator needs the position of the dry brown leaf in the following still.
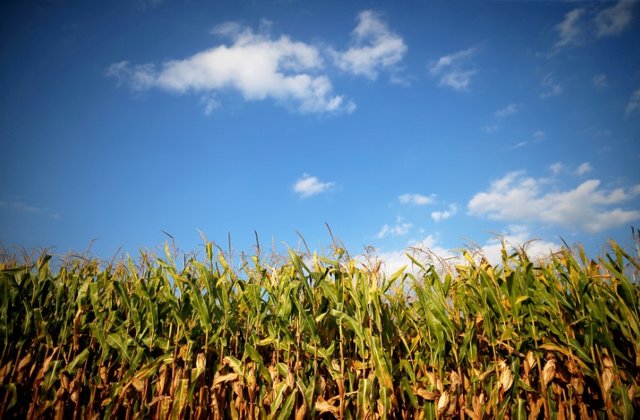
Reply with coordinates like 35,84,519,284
499,364,514,393
436,390,449,416
414,387,439,401
542,358,556,387
213,372,238,386
315,398,339,415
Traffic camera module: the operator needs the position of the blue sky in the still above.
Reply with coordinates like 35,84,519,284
1,0,639,267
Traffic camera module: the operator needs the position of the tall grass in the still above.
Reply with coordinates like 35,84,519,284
0,238,639,418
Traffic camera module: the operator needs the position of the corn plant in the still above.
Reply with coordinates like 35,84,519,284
0,238,639,418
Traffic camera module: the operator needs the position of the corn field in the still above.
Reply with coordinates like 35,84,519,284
1,238,639,419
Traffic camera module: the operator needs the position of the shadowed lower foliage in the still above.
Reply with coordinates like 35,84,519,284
0,239,639,418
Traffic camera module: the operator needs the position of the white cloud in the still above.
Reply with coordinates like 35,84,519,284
595,0,634,37
509,141,528,150
475,225,561,265
540,73,563,98
373,235,456,275
376,220,413,239
592,74,609,89
468,171,640,232
200,94,220,115
371,226,560,276
398,193,435,206
533,130,545,140
431,204,458,222
576,162,593,175
428,48,477,91
293,174,334,197
625,89,640,117
555,8,587,48
482,124,501,134
332,10,407,80
107,24,354,114
495,103,518,118
549,162,564,175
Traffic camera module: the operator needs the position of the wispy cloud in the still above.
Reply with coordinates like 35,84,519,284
376,218,413,239
482,124,501,134
293,174,334,197
107,21,355,114
200,94,220,115
595,0,634,37
592,74,609,89
0,200,60,219
332,10,407,80
495,103,519,119
549,162,564,175
431,204,458,222
625,88,640,117
540,73,562,98
468,171,640,232
428,48,477,91
509,141,528,150
555,8,587,48
533,130,545,140
552,2,634,53
576,162,593,176
398,193,435,206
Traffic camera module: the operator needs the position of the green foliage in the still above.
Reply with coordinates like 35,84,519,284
0,240,639,418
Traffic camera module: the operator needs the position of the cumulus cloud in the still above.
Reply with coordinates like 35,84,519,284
495,103,519,118
107,24,354,114
625,89,640,116
293,174,334,197
555,8,587,48
376,219,413,239
373,235,456,276
372,226,560,276
595,0,634,37
431,204,458,222
540,74,563,98
474,225,561,265
398,193,435,206
332,10,407,80
428,48,477,91
468,171,640,232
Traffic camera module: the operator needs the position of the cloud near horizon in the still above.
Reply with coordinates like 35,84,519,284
468,171,640,232
372,225,561,276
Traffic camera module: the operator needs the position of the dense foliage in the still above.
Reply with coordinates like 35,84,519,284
1,239,639,418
